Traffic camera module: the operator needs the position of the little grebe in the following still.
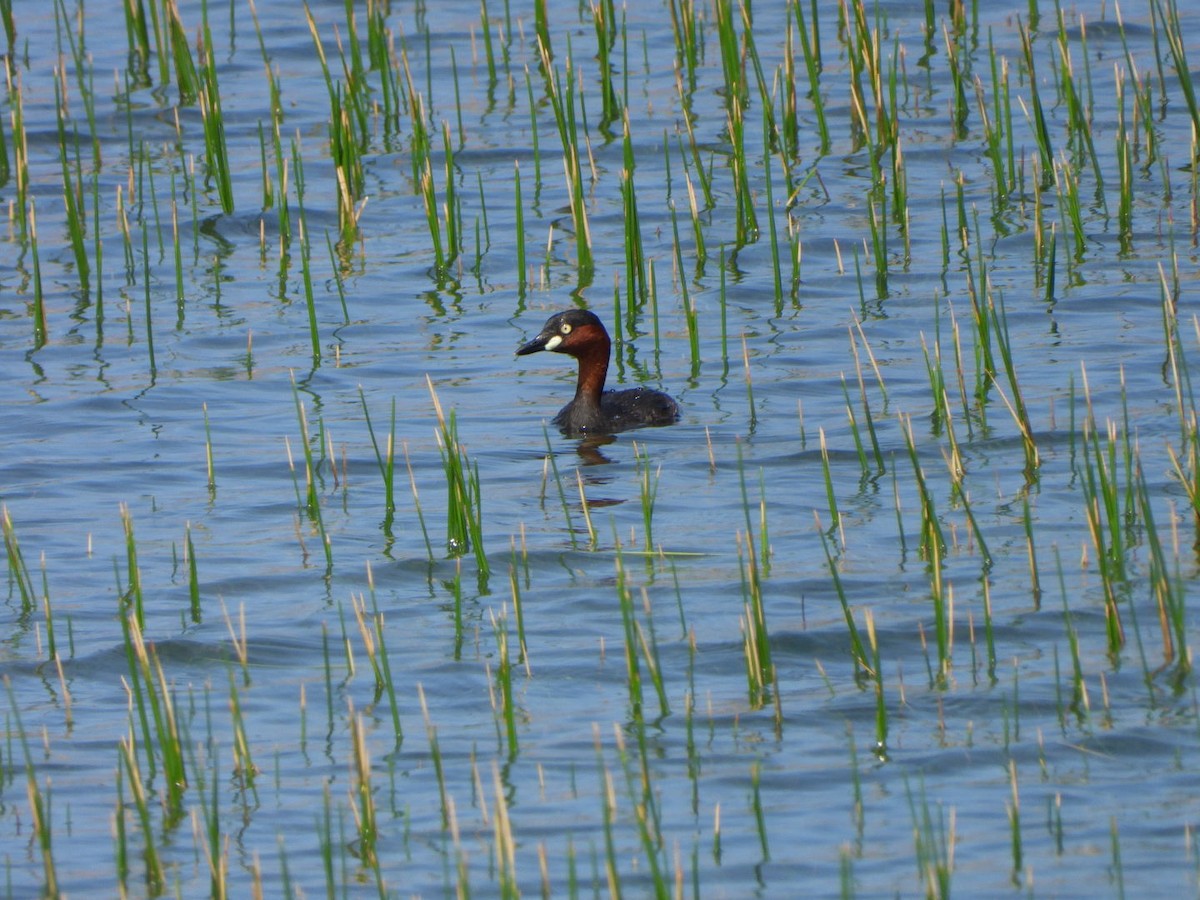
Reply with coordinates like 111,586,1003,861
517,309,680,435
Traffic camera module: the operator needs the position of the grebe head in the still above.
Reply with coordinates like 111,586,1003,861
516,309,609,358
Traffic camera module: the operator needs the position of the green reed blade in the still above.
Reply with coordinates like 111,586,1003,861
358,389,396,513
185,522,202,623
1,506,36,614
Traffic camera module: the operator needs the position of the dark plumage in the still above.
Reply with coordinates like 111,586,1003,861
517,309,680,435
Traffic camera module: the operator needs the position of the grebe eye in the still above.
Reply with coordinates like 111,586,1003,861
560,323,572,335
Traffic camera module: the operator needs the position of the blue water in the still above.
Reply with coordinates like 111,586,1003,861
1,1,1198,895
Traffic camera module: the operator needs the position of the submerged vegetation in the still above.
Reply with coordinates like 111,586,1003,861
1,0,1199,895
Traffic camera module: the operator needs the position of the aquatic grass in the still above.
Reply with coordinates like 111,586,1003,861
440,120,463,268
1133,459,1190,682
906,778,955,897
633,441,661,553
846,339,885,476
1154,0,1200,138
1021,497,1040,607
1056,546,1090,723
1052,9,1104,193
818,524,871,680
358,389,396,515
428,377,488,582
53,77,90,297
1018,20,1054,188
351,582,403,746
990,42,1017,197
619,112,647,308
941,21,969,140
1,506,37,615
117,503,146,629
122,0,152,76
612,543,645,718
636,588,670,719
676,95,714,210
900,414,947,563
538,40,592,275
347,704,379,869
514,161,527,296
227,672,259,802
418,141,449,274
736,529,773,711
1075,374,1128,657
123,612,189,820
712,0,746,112
54,0,99,164
489,606,519,758
289,382,333,571
522,67,543,192
540,427,577,548
944,448,991,568
1006,759,1024,880
790,0,829,154
449,559,465,658
841,0,886,150
590,0,621,129
300,0,371,223
612,722,670,892
5,3,1200,894
184,522,202,624
7,58,29,237
290,141,322,364
818,428,842,536
926,538,953,687
668,0,701,95
669,199,702,375
478,0,499,89
26,200,47,348
574,470,597,550
6,676,58,895
864,610,888,759
195,4,233,214
726,97,758,246
508,551,530,669
402,440,435,562
366,0,402,140
118,732,164,893
761,117,785,309
417,684,450,830
1114,66,1135,253
194,744,227,898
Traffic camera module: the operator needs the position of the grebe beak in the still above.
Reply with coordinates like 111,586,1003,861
517,328,562,355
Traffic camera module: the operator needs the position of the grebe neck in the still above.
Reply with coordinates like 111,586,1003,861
573,333,610,408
